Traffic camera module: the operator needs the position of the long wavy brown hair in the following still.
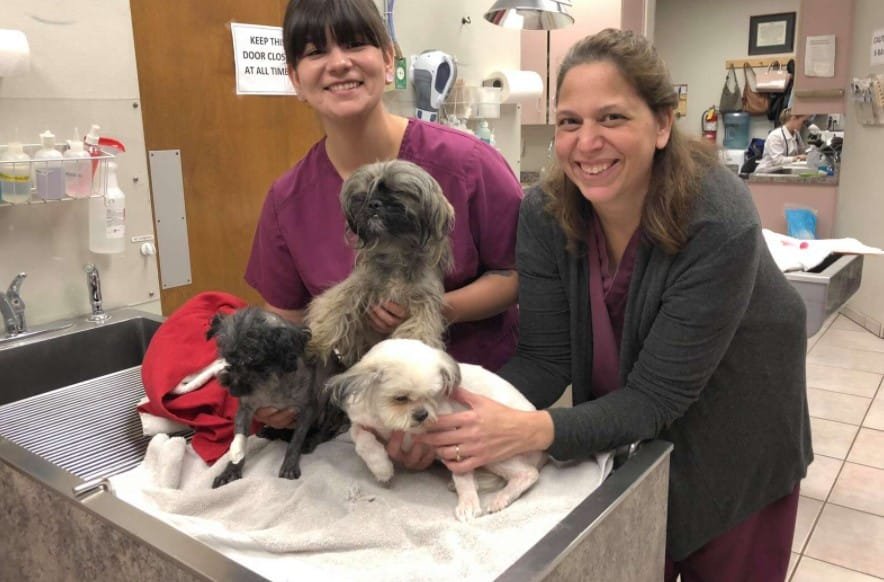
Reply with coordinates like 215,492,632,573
542,29,718,255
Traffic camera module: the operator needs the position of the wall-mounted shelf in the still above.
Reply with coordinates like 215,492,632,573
794,88,846,99
0,144,113,207
725,54,795,69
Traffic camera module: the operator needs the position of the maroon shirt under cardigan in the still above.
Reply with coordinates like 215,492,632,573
587,212,800,578
586,211,641,398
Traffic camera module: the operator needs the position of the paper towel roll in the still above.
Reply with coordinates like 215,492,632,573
484,70,543,104
0,29,31,77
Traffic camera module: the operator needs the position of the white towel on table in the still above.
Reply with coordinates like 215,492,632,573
110,433,612,582
762,228,883,272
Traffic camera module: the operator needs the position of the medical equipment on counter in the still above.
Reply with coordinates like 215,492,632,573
411,50,456,122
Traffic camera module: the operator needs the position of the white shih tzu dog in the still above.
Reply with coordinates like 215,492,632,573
325,338,546,521
305,160,454,368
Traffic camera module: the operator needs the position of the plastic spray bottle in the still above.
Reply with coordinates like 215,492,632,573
64,129,92,198
89,161,126,254
0,141,32,204
33,131,65,200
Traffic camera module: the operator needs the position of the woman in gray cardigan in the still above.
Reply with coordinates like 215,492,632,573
420,29,812,580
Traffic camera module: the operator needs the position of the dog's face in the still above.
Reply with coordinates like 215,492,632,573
340,160,454,252
207,307,312,398
325,338,461,431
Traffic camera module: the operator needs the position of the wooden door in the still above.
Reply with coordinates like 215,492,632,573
130,0,323,314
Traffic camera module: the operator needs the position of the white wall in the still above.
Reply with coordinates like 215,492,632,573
0,1,161,326
834,0,884,335
654,0,799,143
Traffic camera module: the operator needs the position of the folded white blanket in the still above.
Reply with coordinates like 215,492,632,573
110,434,611,581
762,228,883,272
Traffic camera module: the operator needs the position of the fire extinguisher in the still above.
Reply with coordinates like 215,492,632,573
701,106,718,142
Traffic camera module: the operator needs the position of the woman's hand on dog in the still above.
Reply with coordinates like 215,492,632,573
385,430,437,471
416,388,554,474
367,301,409,335
254,406,298,429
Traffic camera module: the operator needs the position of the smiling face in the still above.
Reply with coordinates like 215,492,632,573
288,30,393,123
554,61,673,215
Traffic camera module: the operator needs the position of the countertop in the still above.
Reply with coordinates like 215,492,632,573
745,173,839,186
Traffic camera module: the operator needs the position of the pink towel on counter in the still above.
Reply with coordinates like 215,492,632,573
138,291,255,464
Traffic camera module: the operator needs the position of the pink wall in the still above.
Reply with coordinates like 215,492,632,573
792,0,855,114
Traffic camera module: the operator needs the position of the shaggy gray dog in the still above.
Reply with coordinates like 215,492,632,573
306,160,454,367
207,307,349,488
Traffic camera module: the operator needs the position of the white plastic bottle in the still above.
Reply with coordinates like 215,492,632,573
33,130,65,200
63,134,93,198
476,120,492,144
89,161,126,254
0,141,32,204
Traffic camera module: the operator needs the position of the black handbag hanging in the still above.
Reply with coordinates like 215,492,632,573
719,65,742,113
768,59,796,125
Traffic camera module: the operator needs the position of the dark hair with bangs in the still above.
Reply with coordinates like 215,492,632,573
283,0,392,67
541,29,718,255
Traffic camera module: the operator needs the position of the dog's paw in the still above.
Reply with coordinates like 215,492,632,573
278,459,302,480
485,491,515,514
369,458,395,483
212,461,244,488
455,497,483,522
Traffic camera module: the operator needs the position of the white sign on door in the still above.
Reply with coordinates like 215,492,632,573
872,28,884,67
231,23,296,96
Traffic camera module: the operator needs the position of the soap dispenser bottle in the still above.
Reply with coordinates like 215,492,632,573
63,131,92,198
476,120,492,144
33,130,65,200
0,141,32,204
88,161,126,254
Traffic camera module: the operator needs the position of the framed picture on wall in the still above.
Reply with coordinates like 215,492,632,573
748,12,796,55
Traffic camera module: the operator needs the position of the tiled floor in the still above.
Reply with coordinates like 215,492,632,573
788,314,884,581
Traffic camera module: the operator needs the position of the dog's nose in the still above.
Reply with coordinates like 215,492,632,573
412,409,429,423
368,199,383,211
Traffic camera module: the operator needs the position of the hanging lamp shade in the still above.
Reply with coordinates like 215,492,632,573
483,0,574,30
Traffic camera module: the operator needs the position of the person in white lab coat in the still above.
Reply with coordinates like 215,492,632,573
754,109,811,173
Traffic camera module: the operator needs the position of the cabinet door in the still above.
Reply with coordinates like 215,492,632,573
791,0,855,115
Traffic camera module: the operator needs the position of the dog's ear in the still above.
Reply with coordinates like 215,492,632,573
325,365,385,409
273,325,312,373
437,350,461,397
206,313,225,341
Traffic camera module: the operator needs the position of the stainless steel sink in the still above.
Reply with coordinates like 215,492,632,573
0,309,163,406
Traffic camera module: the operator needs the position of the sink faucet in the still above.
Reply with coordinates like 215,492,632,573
85,264,110,323
1,273,27,336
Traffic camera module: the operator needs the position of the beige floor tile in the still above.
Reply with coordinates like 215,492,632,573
788,552,799,579
804,504,884,578
810,418,860,460
793,496,824,553
807,388,871,425
801,455,843,501
864,392,884,431
829,462,884,517
808,344,884,375
805,363,882,398
830,316,869,334
847,428,884,469
817,329,884,353
792,556,882,581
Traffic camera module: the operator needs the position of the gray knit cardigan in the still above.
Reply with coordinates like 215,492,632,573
498,165,813,560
